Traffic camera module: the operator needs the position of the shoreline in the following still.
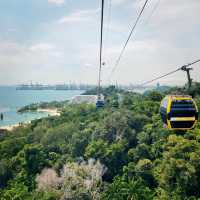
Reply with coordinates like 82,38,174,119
0,121,31,131
0,108,61,131
37,108,60,116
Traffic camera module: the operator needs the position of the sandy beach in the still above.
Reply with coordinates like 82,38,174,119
0,121,31,131
0,124,18,131
37,108,61,116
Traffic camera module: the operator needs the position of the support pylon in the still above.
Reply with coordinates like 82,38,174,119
181,65,193,89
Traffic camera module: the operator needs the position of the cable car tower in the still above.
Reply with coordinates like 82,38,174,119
181,65,193,89
180,59,200,90
96,0,105,108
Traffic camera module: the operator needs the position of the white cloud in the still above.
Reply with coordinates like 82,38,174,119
84,63,94,68
0,40,67,84
29,43,64,60
58,8,100,24
0,41,24,56
104,37,200,85
112,0,129,6
48,0,65,5
29,43,55,52
0,0,200,85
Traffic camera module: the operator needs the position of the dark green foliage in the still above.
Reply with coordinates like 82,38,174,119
102,177,154,200
0,181,30,200
18,100,68,113
144,90,164,102
188,82,200,97
154,135,200,199
31,190,61,200
0,137,26,158
83,85,123,97
22,144,50,174
0,84,200,199
0,159,12,188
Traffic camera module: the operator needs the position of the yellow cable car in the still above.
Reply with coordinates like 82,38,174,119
160,95,198,130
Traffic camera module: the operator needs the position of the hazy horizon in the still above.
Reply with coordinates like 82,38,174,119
0,82,188,87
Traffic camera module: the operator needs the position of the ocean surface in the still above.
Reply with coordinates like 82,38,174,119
0,87,84,127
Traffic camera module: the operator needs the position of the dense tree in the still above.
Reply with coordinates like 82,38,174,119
102,176,154,200
20,144,50,175
0,84,200,199
145,90,163,102
0,159,12,188
154,135,200,199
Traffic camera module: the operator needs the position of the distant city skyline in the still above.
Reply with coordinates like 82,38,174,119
0,0,199,86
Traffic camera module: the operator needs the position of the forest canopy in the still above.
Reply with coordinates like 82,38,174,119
0,83,200,200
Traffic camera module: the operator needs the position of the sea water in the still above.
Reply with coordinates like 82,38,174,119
0,86,83,127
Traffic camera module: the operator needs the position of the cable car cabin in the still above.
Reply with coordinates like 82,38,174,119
96,94,105,108
160,95,198,130
96,100,104,108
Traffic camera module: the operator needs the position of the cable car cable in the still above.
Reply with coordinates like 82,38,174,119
140,58,200,86
107,0,150,82
182,59,200,68
104,0,112,58
140,68,181,86
97,0,105,100
144,0,161,25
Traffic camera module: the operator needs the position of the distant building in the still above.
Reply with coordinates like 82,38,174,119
16,83,95,91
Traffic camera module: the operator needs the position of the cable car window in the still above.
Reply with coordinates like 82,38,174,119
171,100,194,107
170,100,196,117
162,98,168,108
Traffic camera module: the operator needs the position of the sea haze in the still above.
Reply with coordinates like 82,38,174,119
0,86,83,127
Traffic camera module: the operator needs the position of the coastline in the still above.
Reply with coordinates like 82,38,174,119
0,108,61,131
0,121,31,131
0,88,84,132
37,108,60,116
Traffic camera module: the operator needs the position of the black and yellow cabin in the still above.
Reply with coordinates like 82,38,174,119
160,95,198,130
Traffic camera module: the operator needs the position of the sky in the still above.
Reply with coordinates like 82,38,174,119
0,0,199,86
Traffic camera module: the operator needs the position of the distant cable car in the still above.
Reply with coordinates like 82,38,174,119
96,94,105,108
160,95,198,130
96,100,104,108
